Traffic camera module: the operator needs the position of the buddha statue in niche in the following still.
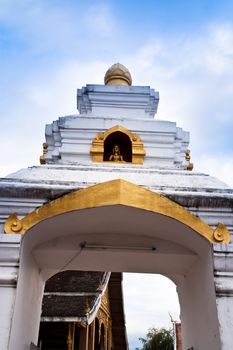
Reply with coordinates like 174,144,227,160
109,144,123,162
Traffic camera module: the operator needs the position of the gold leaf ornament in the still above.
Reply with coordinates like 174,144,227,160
213,223,229,243
4,213,23,234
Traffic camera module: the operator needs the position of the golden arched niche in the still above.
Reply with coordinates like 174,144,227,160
90,125,146,164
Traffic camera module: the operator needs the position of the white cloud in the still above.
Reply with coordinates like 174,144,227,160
199,24,233,75
0,1,117,55
135,39,164,70
84,3,116,37
0,1,77,53
210,23,233,55
24,60,108,117
125,23,233,173
131,22,233,84
195,154,233,188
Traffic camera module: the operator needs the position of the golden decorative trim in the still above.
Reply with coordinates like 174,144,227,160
213,223,229,242
185,149,191,161
67,323,74,350
97,309,108,326
39,143,48,165
4,213,23,233
99,288,111,319
85,299,91,315
90,125,145,164
3,179,230,244
187,162,194,171
185,149,194,171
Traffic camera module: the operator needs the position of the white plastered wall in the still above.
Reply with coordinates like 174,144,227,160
176,248,221,349
216,296,233,349
0,235,21,350
8,238,45,350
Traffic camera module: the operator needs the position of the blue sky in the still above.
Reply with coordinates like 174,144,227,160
1,0,233,182
1,0,233,349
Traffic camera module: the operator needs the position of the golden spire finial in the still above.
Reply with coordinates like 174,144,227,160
104,63,132,86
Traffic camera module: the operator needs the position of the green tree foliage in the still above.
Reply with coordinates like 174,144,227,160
138,327,174,350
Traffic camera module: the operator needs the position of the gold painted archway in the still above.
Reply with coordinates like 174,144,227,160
4,179,230,244
90,125,146,164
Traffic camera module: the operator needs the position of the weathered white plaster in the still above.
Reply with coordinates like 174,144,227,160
44,116,189,168
77,84,159,118
0,235,21,350
216,296,233,349
213,249,233,350
8,239,44,350
44,83,189,168
4,164,231,193
177,249,221,349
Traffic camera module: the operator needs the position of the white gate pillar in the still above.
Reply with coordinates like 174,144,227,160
0,235,21,350
214,247,233,349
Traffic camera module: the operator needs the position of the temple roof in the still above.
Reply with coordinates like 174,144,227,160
41,271,109,321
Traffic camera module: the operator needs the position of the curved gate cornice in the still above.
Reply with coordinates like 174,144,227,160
4,179,230,244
